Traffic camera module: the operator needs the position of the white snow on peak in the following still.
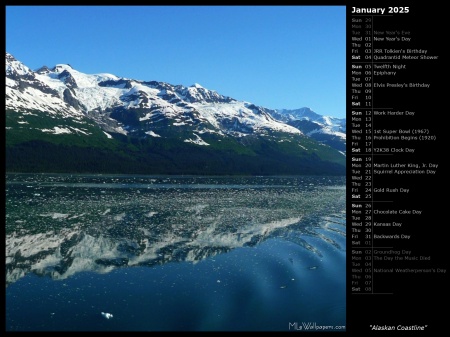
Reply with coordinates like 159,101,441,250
6,56,33,76
6,53,333,140
34,66,127,112
61,67,101,88
307,128,346,139
192,102,302,136
53,64,73,72
321,116,333,126
94,73,120,81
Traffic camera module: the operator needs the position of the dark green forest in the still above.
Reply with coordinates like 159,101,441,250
6,139,345,175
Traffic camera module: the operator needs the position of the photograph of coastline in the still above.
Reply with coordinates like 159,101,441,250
5,6,346,331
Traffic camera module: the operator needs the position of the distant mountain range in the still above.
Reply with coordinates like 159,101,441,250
5,52,346,175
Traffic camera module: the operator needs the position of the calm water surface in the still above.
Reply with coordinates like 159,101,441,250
5,174,346,331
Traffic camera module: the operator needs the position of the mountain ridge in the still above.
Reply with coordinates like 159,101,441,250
5,52,346,175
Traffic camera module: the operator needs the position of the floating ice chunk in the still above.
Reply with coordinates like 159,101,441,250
114,213,125,221
101,209,111,215
39,212,69,219
145,211,158,218
101,312,113,319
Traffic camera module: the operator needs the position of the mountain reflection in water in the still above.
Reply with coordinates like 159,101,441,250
6,174,346,286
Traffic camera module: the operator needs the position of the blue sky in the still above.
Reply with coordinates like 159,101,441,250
6,5,346,118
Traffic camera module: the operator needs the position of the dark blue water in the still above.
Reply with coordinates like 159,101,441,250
5,174,346,331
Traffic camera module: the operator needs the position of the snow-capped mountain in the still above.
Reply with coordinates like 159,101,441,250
6,52,301,141
6,53,81,117
5,52,346,175
269,107,346,153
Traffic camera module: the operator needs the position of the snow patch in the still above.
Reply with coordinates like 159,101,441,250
41,127,72,135
103,131,113,139
145,130,161,137
184,133,209,146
